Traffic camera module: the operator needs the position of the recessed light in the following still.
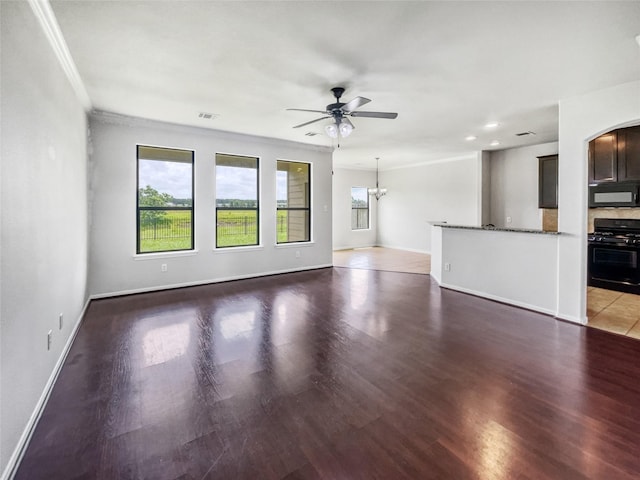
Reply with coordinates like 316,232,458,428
465,135,477,141
490,140,500,146
485,122,499,129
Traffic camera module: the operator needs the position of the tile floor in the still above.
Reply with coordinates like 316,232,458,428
333,246,430,275
587,287,640,339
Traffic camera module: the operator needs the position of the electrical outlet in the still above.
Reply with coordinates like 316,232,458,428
161,263,168,272
506,216,512,223
59,313,63,330
47,330,52,351
295,250,301,259
444,263,451,272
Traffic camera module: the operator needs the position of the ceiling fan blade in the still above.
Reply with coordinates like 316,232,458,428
342,117,355,129
341,96,371,113
350,111,398,119
287,108,328,114
292,116,329,128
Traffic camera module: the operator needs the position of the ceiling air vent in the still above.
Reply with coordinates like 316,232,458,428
198,112,218,120
515,131,536,137
305,132,320,136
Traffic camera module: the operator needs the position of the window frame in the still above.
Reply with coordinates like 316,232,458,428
136,145,195,255
351,186,370,230
215,153,260,249
276,159,311,244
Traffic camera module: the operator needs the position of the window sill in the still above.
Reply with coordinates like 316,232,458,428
133,250,199,260
275,241,315,249
213,245,264,253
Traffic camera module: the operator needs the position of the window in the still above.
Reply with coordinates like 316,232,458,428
216,154,259,248
351,187,369,230
137,145,194,254
277,160,310,243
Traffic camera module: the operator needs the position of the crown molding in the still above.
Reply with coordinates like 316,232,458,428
28,0,92,111
381,153,479,172
90,110,335,154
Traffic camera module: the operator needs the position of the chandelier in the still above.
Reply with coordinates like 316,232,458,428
368,157,387,200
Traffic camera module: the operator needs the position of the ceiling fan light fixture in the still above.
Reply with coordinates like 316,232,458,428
339,122,353,138
325,123,338,138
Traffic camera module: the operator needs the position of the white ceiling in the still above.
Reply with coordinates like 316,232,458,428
50,1,640,169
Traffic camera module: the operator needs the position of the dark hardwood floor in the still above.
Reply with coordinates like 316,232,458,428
15,267,640,479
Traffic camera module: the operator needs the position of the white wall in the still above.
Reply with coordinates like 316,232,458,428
433,226,559,315
1,2,89,476
332,168,377,250
558,80,640,323
88,113,333,296
377,155,482,253
490,142,559,229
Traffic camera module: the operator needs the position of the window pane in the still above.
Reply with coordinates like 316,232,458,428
137,146,194,254
277,210,310,243
139,210,193,253
216,154,259,247
351,187,368,208
216,209,258,247
277,160,311,244
351,187,369,230
139,159,193,207
277,161,309,208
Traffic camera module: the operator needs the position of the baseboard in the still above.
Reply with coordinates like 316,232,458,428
1,297,91,480
439,282,557,317
90,264,333,299
554,313,587,325
375,244,430,255
332,244,376,251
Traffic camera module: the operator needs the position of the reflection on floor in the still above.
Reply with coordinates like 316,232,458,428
588,287,640,339
333,246,430,275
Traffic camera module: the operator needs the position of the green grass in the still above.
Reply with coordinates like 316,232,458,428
139,210,192,253
216,210,258,247
138,209,295,252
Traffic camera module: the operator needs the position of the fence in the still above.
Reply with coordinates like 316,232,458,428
352,208,369,229
140,210,288,246
217,213,258,238
139,214,192,241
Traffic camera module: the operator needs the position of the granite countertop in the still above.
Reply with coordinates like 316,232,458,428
431,223,561,235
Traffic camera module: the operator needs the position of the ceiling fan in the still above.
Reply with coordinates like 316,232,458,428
287,87,398,138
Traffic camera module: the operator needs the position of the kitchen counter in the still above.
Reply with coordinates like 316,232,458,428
432,223,560,235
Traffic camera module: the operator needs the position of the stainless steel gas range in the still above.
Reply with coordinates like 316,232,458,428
588,218,640,294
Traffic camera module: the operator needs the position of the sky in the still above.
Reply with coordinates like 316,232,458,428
139,160,288,200
352,186,368,203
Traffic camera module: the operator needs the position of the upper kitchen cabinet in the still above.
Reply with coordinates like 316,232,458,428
617,125,640,182
588,125,640,184
538,154,558,209
588,131,617,183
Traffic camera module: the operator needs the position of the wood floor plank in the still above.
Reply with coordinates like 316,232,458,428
14,267,640,479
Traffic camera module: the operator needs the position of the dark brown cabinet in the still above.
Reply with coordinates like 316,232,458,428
617,125,640,182
538,154,558,209
588,125,640,184
588,132,617,183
